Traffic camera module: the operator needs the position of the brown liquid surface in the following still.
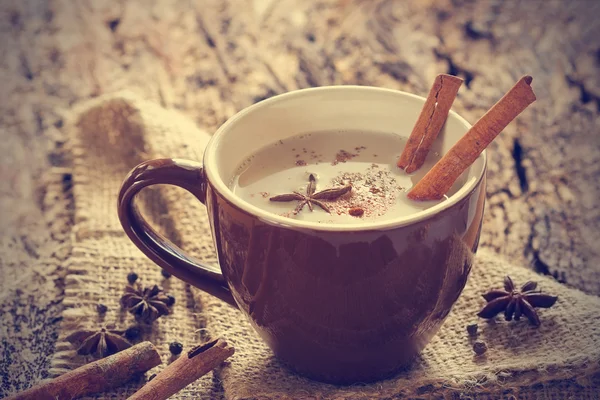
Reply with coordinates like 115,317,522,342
230,130,464,224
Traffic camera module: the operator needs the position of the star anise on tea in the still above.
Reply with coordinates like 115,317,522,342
66,326,131,358
269,174,352,214
120,284,172,324
477,276,558,327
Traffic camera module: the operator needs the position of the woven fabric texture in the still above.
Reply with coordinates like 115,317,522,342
50,92,600,399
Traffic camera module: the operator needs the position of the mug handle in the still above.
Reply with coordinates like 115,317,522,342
117,158,237,307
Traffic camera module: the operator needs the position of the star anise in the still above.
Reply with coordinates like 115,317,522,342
66,326,131,358
477,276,558,327
120,284,172,324
269,174,352,214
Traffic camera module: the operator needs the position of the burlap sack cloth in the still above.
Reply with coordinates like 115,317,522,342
48,92,600,399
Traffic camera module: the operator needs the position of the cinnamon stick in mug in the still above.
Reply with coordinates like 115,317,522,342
398,74,463,173
408,75,536,201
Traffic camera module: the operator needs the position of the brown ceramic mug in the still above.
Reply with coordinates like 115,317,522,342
118,86,486,384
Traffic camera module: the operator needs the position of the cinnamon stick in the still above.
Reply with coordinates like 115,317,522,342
408,76,536,201
398,74,463,173
127,338,235,400
6,341,161,400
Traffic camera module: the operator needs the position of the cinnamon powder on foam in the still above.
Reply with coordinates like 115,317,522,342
327,164,404,218
324,147,403,218
279,147,404,220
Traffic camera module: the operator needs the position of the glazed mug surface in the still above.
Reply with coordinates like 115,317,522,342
118,86,486,384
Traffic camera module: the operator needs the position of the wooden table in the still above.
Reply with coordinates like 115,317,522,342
1,0,599,395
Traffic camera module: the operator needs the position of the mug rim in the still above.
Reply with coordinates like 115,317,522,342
204,85,486,232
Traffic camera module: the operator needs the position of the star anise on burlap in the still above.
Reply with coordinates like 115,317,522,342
477,276,558,327
66,327,132,358
120,284,172,324
270,174,352,214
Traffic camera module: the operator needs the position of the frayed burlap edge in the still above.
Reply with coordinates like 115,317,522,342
40,143,77,378
46,92,223,399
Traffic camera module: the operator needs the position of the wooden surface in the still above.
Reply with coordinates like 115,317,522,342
1,0,599,395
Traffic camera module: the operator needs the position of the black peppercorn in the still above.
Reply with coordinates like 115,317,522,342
96,303,108,314
127,272,138,284
166,294,176,306
161,269,172,278
169,341,183,355
467,323,478,336
473,341,488,355
125,326,141,341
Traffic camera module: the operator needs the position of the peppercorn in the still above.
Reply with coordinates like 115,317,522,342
473,341,488,356
127,272,138,284
161,269,172,278
467,323,478,336
166,294,176,306
96,303,108,314
125,326,141,341
169,341,183,355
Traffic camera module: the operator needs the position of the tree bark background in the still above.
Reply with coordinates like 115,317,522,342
1,0,599,395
